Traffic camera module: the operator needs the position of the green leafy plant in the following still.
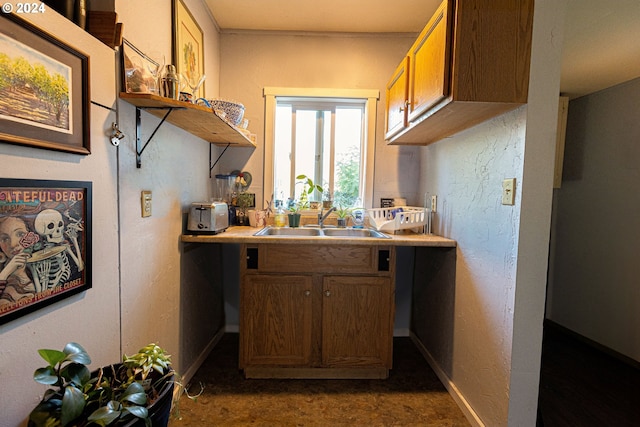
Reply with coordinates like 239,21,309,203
29,342,174,427
236,192,254,210
291,174,323,212
123,343,172,384
334,204,352,219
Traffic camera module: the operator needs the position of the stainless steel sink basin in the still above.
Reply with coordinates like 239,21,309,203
321,228,390,238
253,226,389,238
253,227,322,236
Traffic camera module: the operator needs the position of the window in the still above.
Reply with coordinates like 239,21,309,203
264,88,379,209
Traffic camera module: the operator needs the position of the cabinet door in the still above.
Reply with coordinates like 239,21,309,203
408,0,451,122
241,275,313,367
385,56,410,139
321,276,394,368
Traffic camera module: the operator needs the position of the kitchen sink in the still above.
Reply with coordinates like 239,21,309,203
253,227,323,236
253,226,390,238
321,228,390,238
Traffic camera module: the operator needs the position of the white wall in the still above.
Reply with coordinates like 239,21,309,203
0,2,225,425
0,12,120,427
417,1,567,425
547,77,640,362
216,31,422,329
114,0,223,372
216,31,422,208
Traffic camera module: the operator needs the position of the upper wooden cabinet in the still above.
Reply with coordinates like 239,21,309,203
384,56,410,139
385,0,534,145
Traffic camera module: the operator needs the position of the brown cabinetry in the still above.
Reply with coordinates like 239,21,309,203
240,244,395,379
385,0,534,145
384,56,410,139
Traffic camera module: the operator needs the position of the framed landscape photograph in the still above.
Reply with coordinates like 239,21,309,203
172,0,205,99
0,178,92,325
0,13,90,154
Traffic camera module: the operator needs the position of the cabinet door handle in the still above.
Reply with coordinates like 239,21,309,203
304,290,311,297
325,290,331,297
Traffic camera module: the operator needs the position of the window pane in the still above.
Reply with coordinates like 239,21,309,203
274,105,292,201
294,109,319,200
321,110,331,195
334,107,363,207
273,99,366,209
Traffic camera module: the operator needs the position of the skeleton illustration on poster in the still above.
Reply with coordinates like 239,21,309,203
0,179,91,325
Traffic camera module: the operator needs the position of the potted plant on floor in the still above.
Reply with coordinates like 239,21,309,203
28,342,174,427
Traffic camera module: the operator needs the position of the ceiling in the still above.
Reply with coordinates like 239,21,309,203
205,0,640,99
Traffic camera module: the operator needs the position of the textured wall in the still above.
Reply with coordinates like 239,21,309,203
416,1,567,425
419,109,527,425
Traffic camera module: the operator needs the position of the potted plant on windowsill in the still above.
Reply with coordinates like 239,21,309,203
287,174,323,227
335,205,352,228
28,342,175,427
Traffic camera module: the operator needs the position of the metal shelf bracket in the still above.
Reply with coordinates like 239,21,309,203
209,143,231,178
135,106,184,168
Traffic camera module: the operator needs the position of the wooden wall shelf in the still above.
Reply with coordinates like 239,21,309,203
119,93,255,147
119,92,255,168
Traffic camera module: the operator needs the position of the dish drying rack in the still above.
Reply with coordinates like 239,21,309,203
367,206,429,233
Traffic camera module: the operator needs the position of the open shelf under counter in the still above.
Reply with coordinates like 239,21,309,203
119,92,256,148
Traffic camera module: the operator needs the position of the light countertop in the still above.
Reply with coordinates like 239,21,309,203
181,226,456,247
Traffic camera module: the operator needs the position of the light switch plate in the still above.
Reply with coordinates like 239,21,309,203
141,191,152,217
502,179,516,205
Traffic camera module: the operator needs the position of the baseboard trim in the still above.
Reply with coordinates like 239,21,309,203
178,328,226,387
393,327,410,337
409,332,484,427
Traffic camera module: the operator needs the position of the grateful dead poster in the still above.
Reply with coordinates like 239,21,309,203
0,178,91,325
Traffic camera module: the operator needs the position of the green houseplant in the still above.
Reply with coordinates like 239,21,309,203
334,204,351,227
236,192,254,226
28,342,174,427
287,174,323,227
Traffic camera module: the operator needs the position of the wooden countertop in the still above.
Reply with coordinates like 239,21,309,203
181,226,456,247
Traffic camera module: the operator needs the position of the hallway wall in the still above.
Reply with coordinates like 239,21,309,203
547,77,640,362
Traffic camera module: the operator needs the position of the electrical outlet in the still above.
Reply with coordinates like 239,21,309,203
502,179,516,205
141,191,152,217
431,195,437,213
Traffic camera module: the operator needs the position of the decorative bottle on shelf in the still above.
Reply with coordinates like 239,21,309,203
160,65,179,100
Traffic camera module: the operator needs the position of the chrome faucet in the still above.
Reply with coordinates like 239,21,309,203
318,207,336,228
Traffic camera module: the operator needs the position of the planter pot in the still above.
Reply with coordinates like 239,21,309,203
288,213,301,227
124,371,175,427
337,218,347,227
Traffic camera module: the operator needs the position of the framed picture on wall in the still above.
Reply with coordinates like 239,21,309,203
0,178,92,325
172,0,205,99
0,13,91,154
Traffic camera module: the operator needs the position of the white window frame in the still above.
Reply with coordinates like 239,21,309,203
264,87,379,209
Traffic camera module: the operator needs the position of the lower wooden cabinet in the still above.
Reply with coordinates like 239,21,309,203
241,274,313,367
239,244,395,379
321,275,393,369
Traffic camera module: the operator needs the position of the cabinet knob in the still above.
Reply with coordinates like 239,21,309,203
325,290,331,297
304,290,311,297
